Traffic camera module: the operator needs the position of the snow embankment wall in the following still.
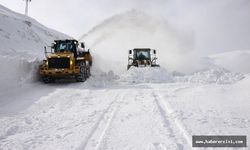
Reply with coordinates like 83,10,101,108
0,56,40,93
0,5,69,93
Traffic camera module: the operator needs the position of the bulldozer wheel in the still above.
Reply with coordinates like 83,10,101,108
151,64,160,67
75,61,87,82
42,76,54,83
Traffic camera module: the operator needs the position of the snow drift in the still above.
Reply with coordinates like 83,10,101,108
119,67,174,84
119,67,244,85
84,69,119,88
0,4,69,93
175,67,244,84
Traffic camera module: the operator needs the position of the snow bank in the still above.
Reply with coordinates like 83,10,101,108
175,67,244,84
118,66,243,85
0,5,69,94
119,67,174,83
232,74,250,89
0,4,68,57
84,69,119,88
0,56,40,93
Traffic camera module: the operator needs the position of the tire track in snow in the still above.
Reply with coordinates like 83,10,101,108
152,91,192,149
96,90,183,149
79,92,125,150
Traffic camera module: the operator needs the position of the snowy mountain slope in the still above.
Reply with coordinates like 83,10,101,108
0,4,70,93
0,4,69,57
80,10,195,74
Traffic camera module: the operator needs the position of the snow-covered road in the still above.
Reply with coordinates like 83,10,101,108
0,76,249,150
0,83,189,150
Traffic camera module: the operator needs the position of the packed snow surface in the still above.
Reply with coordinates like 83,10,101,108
0,5,250,150
0,72,249,149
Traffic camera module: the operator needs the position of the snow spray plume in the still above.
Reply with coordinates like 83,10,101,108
80,10,196,74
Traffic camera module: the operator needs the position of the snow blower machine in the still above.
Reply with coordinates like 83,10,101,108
127,48,160,70
39,39,92,83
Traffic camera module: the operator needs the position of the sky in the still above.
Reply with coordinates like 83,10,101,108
0,0,250,54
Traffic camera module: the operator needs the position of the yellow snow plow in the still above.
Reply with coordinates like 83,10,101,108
39,39,92,83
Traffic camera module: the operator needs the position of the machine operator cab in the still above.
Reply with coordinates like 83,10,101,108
127,48,160,70
52,40,83,57
134,48,151,60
